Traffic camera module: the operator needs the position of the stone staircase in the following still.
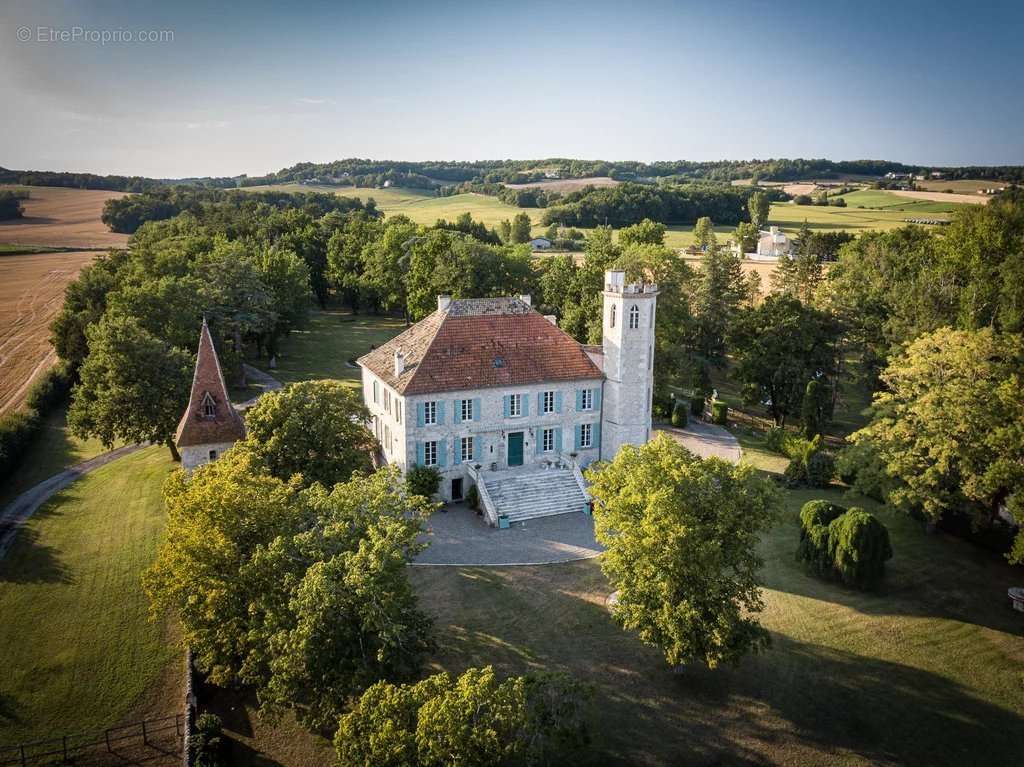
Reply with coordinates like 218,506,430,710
481,468,589,525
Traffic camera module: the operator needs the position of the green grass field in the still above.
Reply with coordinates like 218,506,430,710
266,309,406,389
412,482,1024,766
834,189,966,214
0,408,117,511
0,447,180,746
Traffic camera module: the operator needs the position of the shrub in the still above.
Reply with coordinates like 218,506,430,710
800,378,832,439
671,401,688,428
836,440,894,502
796,500,846,576
828,508,893,589
0,410,41,484
192,713,226,767
25,362,72,413
763,426,789,455
689,395,704,417
465,483,480,511
805,451,836,488
406,465,442,499
782,435,834,488
711,401,728,425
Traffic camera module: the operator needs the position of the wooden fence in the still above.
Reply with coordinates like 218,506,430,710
0,714,184,766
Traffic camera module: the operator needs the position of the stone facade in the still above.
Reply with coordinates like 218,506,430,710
180,441,239,471
359,271,657,504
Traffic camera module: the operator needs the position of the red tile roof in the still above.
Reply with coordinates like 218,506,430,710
358,298,602,395
175,320,247,448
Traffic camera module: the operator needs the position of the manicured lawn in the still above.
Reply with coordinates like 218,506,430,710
0,407,116,511
0,447,181,746
411,486,1024,766
268,309,406,390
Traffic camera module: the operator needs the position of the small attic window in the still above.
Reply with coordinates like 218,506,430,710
493,357,505,368
200,392,217,419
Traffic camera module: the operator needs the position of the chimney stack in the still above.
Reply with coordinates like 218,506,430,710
437,295,452,311
394,350,405,376
544,314,558,326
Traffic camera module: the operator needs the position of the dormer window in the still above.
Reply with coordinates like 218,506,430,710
629,304,640,329
200,392,217,419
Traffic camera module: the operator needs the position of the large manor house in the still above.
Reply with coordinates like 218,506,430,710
175,270,658,526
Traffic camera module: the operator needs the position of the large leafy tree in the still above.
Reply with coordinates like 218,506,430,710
728,295,840,426
335,667,590,767
853,327,1024,562
748,191,770,229
587,434,780,668
68,314,192,459
772,223,824,304
242,380,374,488
691,243,753,363
145,458,434,725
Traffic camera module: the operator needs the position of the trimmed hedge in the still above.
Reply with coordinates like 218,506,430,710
796,500,847,577
689,396,704,417
711,401,728,425
0,363,72,484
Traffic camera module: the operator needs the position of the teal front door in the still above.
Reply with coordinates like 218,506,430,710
508,432,524,466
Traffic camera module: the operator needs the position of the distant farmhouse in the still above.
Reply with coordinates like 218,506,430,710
528,236,553,251
357,271,658,525
733,226,794,261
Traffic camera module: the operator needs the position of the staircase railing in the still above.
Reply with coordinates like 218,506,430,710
559,453,592,513
466,464,500,527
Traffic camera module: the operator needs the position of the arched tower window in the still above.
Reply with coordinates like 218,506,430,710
629,304,640,329
610,304,616,327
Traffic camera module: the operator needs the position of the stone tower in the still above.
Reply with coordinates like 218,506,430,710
600,269,658,458
174,319,246,470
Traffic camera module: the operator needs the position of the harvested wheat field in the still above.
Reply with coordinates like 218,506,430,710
0,185,130,249
504,176,620,192
887,189,988,205
0,251,96,414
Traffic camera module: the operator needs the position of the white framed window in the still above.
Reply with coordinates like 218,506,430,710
610,304,616,327
542,390,555,414
461,399,473,422
395,401,402,424
384,389,391,412
384,425,391,452
424,401,437,425
509,394,522,417
424,440,438,466
460,436,473,463
542,428,554,452
580,423,593,449
629,304,640,329
373,380,379,404
580,389,593,411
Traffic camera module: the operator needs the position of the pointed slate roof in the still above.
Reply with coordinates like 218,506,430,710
357,297,603,396
174,319,247,448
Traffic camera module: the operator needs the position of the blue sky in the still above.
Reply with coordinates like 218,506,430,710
2,0,1022,177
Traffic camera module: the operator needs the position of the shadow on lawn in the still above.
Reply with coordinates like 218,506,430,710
417,564,1024,767
0,518,72,585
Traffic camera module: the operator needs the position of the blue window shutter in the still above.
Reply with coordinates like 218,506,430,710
438,440,446,467
503,395,510,418
555,391,563,414
522,395,529,416
537,392,543,412
555,427,562,452
473,397,481,421
453,438,461,465
593,422,601,450
574,424,582,450
437,400,445,425
593,387,601,410
473,436,481,461
416,441,424,465
536,432,543,456
575,389,582,411
453,400,461,424
416,403,424,427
